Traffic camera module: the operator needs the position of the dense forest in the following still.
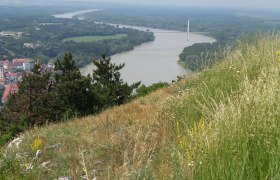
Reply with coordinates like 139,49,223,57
0,6,154,67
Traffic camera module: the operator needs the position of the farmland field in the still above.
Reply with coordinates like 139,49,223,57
62,34,127,42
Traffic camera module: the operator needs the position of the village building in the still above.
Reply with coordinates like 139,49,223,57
2,60,11,70
1,84,18,104
0,58,50,105
6,72,22,83
23,62,31,71
23,43,41,49
0,31,23,39
0,79,6,85
1,59,32,71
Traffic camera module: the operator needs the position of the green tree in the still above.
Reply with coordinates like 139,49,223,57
54,53,100,116
1,60,60,137
136,82,169,97
92,54,140,107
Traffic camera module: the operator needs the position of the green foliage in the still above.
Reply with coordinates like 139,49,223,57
136,82,168,97
54,53,101,116
0,157,27,179
0,128,13,146
92,54,140,107
0,60,61,141
179,42,222,71
0,13,154,67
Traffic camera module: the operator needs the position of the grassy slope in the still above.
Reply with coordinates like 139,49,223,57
1,34,280,179
62,34,127,43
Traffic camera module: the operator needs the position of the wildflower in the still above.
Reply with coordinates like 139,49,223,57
16,153,22,159
30,137,43,151
176,121,184,148
21,163,33,171
276,51,280,63
188,161,194,167
33,149,42,160
8,137,22,149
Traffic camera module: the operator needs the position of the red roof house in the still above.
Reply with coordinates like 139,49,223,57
2,84,18,104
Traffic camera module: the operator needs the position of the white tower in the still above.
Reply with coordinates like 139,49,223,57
0,65,4,79
187,20,190,40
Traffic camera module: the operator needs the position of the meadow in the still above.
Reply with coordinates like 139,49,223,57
62,34,127,43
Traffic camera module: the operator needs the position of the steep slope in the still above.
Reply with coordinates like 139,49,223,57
1,34,280,179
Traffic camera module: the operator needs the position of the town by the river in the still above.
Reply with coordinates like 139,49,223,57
54,10,216,85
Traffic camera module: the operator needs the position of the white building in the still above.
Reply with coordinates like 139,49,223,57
23,62,31,71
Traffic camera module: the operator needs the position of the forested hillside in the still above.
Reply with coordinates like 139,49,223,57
0,6,154,66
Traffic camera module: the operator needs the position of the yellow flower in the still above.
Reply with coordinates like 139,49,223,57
276,51,280,63
176,121,185,148
30,137,43,151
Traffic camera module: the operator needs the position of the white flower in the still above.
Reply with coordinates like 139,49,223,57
33,149,42,160
7,137,22,149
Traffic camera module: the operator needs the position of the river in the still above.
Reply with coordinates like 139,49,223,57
54,10,216,85
53,9,102,19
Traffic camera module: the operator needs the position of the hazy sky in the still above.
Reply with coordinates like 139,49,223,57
0,0,279,9
77,0,280,9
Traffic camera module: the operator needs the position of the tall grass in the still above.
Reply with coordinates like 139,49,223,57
194,65,280,179
164,33,280,179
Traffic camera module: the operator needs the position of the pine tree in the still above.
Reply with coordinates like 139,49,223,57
92,54,140,107
1,60,60,135
54,53,100,116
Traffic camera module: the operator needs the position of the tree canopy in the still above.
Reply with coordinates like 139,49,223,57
92,54,140,107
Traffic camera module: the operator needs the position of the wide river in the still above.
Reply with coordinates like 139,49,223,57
54,10,216,85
